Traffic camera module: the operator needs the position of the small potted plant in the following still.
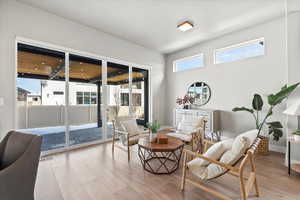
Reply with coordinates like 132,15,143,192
292,130,300,142
147,120,161,142
147,120,161,133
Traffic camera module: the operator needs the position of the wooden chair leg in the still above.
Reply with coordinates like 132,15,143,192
239,152,259,200
254,181,259,197
239,155,248,200
127,136,130,162
249,154,259,197
254,177,260,197
112,121,116,154
203,141,208,153
127,147,130,162
239,173,247,200
181,152,188,191
191,137,194,152
112,134,115,153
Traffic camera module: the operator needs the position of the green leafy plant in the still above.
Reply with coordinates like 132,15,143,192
147,120,161,133
292,130,300,136
232,83,299,141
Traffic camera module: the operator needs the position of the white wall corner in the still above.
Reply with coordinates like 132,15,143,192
269,144,286,153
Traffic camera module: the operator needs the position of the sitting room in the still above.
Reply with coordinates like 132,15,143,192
1,0,300,200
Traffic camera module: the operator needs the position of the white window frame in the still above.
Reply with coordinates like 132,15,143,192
173,53,205,72
214,38,265,64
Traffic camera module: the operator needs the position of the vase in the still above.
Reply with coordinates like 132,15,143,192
149,130,157,142
177,105,184,109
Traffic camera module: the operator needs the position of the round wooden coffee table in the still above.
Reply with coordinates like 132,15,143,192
138,136,184,175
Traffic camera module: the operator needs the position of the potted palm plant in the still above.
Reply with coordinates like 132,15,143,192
232,83,299,154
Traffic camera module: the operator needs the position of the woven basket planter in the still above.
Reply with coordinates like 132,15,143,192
257,136,269,155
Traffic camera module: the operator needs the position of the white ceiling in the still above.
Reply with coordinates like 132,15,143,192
17,0,285,54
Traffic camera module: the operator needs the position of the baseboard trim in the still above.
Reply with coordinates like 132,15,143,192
284,159,300,167
269,144,286,153
269,145,300,167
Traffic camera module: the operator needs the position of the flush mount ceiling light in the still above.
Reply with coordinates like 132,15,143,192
177,21,194,32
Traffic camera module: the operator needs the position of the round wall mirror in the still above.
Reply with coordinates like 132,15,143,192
187,82,211,106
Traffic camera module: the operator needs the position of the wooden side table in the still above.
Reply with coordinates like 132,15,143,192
138,136,184,174
288,137,300,175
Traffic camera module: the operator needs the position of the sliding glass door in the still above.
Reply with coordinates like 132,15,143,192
68,54,103,146
106,62,129,138
16,42,150,153
16,43,67,151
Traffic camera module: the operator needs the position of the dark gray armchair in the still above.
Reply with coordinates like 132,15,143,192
0,131,42,200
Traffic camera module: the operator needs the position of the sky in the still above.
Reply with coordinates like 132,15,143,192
176,56,204,72
17,78,41,94
216,41,264,64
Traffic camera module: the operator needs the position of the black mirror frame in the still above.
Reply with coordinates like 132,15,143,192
188,82,211,107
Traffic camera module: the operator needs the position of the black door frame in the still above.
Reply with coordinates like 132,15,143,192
132,67,149,127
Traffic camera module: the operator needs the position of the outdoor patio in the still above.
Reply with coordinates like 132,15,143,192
19,123,113,151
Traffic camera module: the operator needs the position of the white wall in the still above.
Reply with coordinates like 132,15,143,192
165,17,288,150
0,0,165,138
287,11,300,161
41,81,66,105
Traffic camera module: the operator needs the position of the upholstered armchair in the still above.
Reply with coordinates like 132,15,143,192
0,131,42,200
112,116,149,161
167,119,207,153
181,130,261,200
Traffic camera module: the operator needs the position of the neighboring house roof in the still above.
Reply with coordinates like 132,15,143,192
18,87,31,94
17,87,31,101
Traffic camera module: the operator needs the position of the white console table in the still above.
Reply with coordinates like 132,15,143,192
174,108,221,140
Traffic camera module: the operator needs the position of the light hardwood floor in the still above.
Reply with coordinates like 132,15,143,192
35,143,300,200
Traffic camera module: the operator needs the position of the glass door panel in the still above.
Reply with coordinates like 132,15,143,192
106,62,129,138
16,43,66,152
68,54,103,146
132,67,149,126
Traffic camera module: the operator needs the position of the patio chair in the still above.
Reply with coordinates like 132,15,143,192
181,129,261,200
112,116,149,162
0,131,42,200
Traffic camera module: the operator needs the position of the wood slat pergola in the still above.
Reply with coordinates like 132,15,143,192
18,51,145,84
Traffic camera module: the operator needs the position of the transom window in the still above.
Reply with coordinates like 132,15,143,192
173,54,204,72
214,38,265,64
